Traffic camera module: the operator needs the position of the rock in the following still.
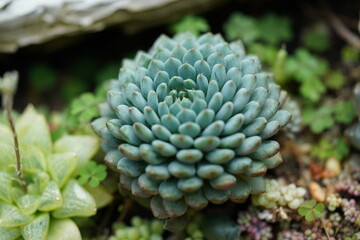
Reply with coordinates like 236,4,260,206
309,181,326,202
325,157,341,177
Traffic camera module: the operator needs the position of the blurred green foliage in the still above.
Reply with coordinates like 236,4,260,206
109,216,164,240
50,81,108,140
311,138,349,161
303,100,355,133
66,93,103,130
223,12,357,138
302,106,334,133
345,235,359,240
224,12,292,45
302,26,330,53
29,63,56,92
170,15,210,36
27,58,118,104
257,13,293,45
341,45,360,62
95,62,119,84
224,13,259,44
333,100,356,124
284,48,328,102
324,70,345,90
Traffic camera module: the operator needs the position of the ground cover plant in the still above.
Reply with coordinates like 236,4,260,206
0,1,359,239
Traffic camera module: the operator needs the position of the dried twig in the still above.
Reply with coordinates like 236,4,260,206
0,71,27,193
321,218,331,240
118,199,133,223
305,2,360,50
326,11,360,50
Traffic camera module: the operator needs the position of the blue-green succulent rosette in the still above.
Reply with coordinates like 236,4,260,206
92,32,291,219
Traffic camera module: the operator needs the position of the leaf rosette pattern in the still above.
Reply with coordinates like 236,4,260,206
93,32,291,218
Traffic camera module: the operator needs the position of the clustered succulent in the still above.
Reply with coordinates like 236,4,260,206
335,175,360,197
92,32,291,219
342,199,360,227
0,106,98,240
109,216,164,240
184,217,204,240
326,194,342,211
252,179,306,209
281,230,305,240
237,211,273,240
304,228,331,240
281,95,303,136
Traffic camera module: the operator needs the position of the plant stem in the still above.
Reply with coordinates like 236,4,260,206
4,103,27,193
321,218,331,240
325,11,360,50
1,71,27,193
118,199,133,222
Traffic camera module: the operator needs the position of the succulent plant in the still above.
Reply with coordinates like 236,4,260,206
237,211,273,240
252,179,306,210
347,83,360,150
279,93,303,136
0,106,98,240
341,199,360,228
92,32,291,219
280,230,305,240
109,216,164,240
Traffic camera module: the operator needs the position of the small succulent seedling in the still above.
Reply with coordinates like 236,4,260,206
345,235,359,240
93,32,291,219
298,199,325,221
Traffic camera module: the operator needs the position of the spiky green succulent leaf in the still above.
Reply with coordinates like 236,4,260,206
46,219,82,240
0,107,99,239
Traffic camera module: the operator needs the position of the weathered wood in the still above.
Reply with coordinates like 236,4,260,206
0,0,228,53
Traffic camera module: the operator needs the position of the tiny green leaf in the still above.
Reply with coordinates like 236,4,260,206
77,161,107,188
298,200,325,222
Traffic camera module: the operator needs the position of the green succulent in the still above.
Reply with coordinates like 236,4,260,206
347,83,360,150
109,216,164,240
0,106,98,240
92,32,291,219
252,179,306,209
278,92,303,136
